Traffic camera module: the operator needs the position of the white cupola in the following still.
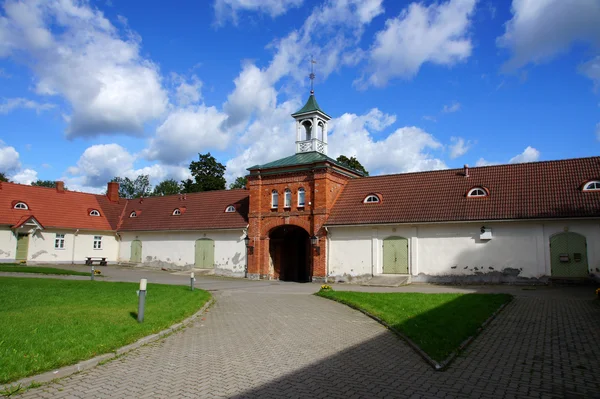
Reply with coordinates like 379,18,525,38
291,91,330,155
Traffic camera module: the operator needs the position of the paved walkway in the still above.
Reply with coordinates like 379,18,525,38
8,267,600,398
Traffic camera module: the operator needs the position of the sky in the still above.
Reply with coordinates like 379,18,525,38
0,0,599,192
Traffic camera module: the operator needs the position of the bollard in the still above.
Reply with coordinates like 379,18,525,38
190,272,195,291
138,279,147,323
91,265,95,281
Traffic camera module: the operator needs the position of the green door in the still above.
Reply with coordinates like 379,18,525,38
195,239,214,269
383,236,409,274
16,234,29,261
130,240,142,263
550,232,588,277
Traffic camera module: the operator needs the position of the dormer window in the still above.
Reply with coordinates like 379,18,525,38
284,189,292,208
129,211,137,218
467,187,488,197
89,210,100,217
271,190,278,209
298,188,305,207
172,208,181,216
583,181,600,191
363,194,380,204
225,205,235,213
14,202,28,210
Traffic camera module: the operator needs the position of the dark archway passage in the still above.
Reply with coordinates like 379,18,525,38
269,225,311,282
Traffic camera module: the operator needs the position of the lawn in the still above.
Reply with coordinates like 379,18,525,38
0,264,91,277
316,291,511,362
0,277,211,384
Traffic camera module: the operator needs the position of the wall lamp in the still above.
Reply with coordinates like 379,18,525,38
244,235,254,255
311,235,320,256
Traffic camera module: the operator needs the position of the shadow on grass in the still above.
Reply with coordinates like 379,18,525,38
129,311,138,320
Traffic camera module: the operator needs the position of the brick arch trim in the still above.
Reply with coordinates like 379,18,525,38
261,217,312,238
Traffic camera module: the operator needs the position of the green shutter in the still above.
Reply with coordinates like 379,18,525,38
550,232,588,278
130,240,142,263
16,234,29,261
383,236,409,274
195,239,214,269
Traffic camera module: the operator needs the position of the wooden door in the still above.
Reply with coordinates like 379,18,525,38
550,232,588,277
16,234,29,261
383,236,409,274
195,239,214,269
130,240,142,263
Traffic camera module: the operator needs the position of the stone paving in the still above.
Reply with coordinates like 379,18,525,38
7,268,600,398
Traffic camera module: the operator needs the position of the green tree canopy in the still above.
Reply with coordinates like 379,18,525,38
31,180,67,189
152,179,181,196
111,175,152,199
336,155,369,176
229,176,247,189
0,172,10,183
182,152,226,193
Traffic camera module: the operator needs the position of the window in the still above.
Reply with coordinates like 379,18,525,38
93,236,102,249
467,187,488,197
284,189,291,208
271,190,278,208
89,210,100,216
14,202,28,210
583,181,600,191
225,205,235,213
130,211,137,218
298,188,305,207
54,234,65,249
172,208,181,216
363,194,380,204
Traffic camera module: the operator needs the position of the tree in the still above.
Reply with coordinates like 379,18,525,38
0,172,9,183
336,155,369,176
152,179,181,196
31,180,67,189
229,176,247,190
182,152,226,193
111,175,152,199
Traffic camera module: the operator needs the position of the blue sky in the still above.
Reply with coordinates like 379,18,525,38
0,0,599,192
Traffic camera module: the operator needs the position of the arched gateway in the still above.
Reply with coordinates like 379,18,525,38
269,225,311,282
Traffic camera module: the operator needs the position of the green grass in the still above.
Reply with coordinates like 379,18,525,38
0,265,91,276
0,277,211,384
316,291,511,362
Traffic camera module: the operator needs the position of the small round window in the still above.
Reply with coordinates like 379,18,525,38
14,202,29,210
467,187,488,197
363,194,380,203
173,209,181,216
583,181,600,191
89,210,100,216
225,205,235,213
130,211,137,218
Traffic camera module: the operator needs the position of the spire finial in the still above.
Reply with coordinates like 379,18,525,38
309,57,316,95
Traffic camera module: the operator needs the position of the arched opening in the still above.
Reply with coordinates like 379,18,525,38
317,121,324,141
302,120,312,140
269,225,311,282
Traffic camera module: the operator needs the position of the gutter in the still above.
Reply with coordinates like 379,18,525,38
71,229,79,265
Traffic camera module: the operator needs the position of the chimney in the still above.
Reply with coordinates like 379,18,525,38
56,181,65,193
107,182,119,202
464,164,469,178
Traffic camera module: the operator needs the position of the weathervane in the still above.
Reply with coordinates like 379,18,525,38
309,57,316,94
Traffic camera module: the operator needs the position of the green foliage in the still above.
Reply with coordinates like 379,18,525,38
0,265,91,276
182,152,226,193
0,277,211,383
0,172,10,183
229,176,247,189
317,291,511,361
336,155,369,176
31,180,67,190
152,179,181,196
111,175,151,199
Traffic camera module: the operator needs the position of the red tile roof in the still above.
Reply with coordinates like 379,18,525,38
117,190,249,231
326,157,600,226
0,182,126,231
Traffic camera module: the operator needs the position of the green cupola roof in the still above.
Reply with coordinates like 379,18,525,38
291,93,330,118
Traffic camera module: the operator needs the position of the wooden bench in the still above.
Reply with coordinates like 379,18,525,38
85,257,107,266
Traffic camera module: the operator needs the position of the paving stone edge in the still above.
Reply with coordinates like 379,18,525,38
0,297,215,394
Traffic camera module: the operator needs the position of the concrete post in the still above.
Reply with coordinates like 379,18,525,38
138,279,147,323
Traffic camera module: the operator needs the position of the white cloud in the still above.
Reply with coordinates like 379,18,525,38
422,115,437,122
475,158,494,167
361,0,477,87
214,0,303,25
146,105,230,164
509,146,540,164
172,73,203,106
0,140,21,172
0,0,168,137
0,97,55,114
498,0,600,73
449,136,471,159
11,168,38,185
442,101,461,113
595,122,600,141
580,56,600,91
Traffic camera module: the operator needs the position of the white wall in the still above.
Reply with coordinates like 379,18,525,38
327,220,600,282
0,227,118,264
119,230,246,276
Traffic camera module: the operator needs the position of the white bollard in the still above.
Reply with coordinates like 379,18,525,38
138,279,147,323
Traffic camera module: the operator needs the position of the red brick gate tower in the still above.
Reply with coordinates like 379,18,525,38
245,91,363,282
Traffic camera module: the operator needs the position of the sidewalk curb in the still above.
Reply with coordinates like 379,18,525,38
1,298,214,394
